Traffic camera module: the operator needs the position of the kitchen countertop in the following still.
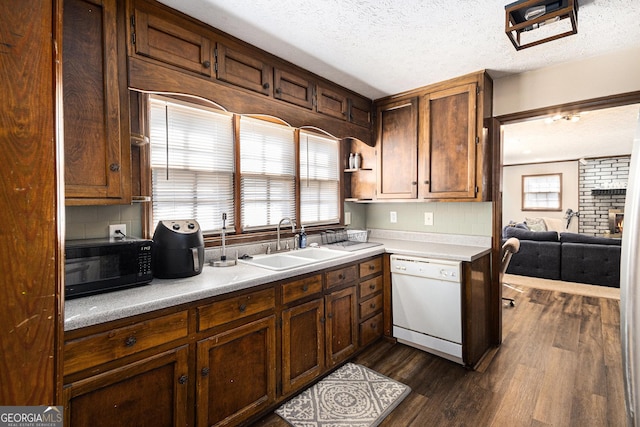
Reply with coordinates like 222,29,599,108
64,235,491,331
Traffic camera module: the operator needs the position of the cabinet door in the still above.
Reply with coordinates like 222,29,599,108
133,7,213,76
317,84,348,120
197,316,277,427
216,43,272,96
325,286,357,367
419,83,477,199
376,98,418,199
282,298,325,394
63,0,130,203
349,95,372,127
274,68,314,109
63,346,189,427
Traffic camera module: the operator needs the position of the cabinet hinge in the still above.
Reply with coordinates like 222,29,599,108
214,48,218,72
475,186,479,195
475,136,480,144
130,15,136,44
476,86,480,95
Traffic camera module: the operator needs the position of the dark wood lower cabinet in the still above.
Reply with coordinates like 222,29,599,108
282,298,325,395
196,315,277,427
63,346,189,427
325,286,358,367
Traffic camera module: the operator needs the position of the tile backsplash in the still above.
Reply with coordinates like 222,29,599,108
66,204,144,240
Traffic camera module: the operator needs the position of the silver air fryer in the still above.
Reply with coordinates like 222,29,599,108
152,220,204,279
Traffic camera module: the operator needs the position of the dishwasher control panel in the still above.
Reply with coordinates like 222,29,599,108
390,255,461,282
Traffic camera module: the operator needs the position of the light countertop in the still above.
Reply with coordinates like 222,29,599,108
64,233,491,331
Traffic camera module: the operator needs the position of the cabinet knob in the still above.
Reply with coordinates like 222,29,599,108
179,374,188,384
238,303,247,313
424,180,429,184
412,181,417,185
201,367,210,377
124,336,137,347
275,88,282,95
202,60,211,68
369,284,376,290
369,265,375,271
262,82,270,90
302,284,309,292
370,302,376,309
371,322,377,329
338,274,343,280
109,163,121,172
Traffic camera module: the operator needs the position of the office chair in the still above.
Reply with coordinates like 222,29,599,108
501,237,521,307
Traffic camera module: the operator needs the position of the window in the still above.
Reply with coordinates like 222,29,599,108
300,131,340,225
149,97,235,233
240,116,296,230
522,173,562,211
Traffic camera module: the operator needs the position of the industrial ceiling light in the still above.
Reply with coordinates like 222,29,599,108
505,0,578,50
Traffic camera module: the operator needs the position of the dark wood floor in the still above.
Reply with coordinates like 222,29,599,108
253,285,625,426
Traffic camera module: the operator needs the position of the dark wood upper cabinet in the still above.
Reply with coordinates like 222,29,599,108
349,95,373,127
132,6,213,76
419,83,477,199
216,43,272,96
375,97,419,199
63,0,131,204
274,68,314,109
317,85,348,119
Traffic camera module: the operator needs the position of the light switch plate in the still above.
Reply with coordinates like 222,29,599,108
344,212,351,225
390,211,397,223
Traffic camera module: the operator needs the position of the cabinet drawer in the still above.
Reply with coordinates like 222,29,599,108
359,257,382,278
274,68,314,109
359,276,383,300
359,312,383,347
359,293,383,320
325,265,358,290
282,274,322,305
216,43,272,96
64,311,188,375
198,287,275,331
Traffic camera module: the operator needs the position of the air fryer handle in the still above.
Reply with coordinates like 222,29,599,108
191,247,200,272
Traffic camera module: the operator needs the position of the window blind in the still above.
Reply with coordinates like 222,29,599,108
240,116,296,230
300,131,340,225
149,97,235,233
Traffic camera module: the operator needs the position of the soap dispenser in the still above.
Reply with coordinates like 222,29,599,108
299,226,307,249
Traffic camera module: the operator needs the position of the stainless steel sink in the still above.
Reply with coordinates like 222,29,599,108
238,247,346,271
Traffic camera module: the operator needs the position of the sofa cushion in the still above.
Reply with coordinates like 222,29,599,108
503,227,559,242
561,243,621,287
505,240,561,280
560,232,622,246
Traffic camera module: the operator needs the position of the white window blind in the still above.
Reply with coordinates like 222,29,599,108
300,131,340,225
240,116,296,230
149,97,235,233
522,173,562,211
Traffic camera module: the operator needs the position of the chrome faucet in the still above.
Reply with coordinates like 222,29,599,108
277,217,296,251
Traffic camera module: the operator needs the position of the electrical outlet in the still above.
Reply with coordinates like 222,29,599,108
344,212,351,225
424,212,434,226
109,224,126,239
390,211,397,223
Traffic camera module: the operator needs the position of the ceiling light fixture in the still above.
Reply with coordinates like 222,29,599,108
545,113,581,123
505,0,578,50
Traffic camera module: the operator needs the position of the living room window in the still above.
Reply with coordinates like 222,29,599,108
522,173,562,211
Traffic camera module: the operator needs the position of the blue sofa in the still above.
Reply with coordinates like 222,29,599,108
502,227,621,288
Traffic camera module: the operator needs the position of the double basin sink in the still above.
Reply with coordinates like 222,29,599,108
238,247,348,271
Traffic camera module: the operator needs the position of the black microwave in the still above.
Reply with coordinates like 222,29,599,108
64,238,154,299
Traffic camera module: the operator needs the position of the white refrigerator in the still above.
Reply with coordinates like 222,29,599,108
621,108,640,426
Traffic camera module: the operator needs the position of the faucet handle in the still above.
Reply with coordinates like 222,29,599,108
263,243,272,254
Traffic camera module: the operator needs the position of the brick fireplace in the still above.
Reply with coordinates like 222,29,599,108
578,156,629,237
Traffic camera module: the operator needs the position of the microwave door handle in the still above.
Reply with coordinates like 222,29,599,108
191,247,200,272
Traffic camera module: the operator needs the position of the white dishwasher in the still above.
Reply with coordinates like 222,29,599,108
391,254,463,364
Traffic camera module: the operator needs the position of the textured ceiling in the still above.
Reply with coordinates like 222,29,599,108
158,0,640,100
157,0,640,163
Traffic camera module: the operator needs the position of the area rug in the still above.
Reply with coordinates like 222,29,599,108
275,363,411,427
